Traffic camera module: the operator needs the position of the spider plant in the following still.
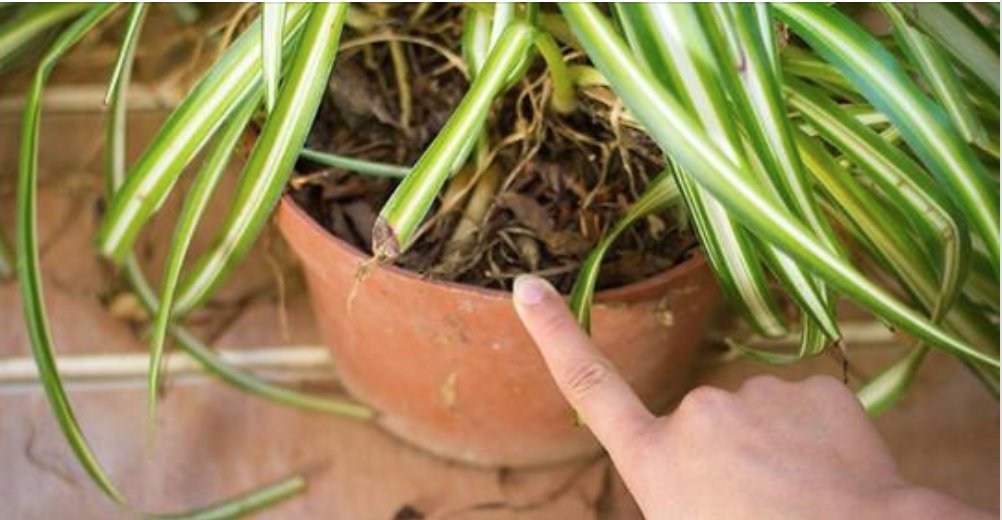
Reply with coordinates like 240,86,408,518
5,1,999,514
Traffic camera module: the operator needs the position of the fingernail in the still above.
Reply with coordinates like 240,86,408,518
513,275,548,306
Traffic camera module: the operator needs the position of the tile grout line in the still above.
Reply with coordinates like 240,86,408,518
0,345,336,391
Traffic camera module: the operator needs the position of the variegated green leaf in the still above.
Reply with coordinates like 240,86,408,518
726,315,829,364
774,3,999,277
262,2,285,112
0,2,89,71
96,3,370,422
103,3,147,106
570,168,681,332
786,78,969,321
17,3,125,504
560,2,997,369
375,22,535,257
461,6,492,77
796,131,996,354
96,3,312,263
675,167,789,338
173,3,348,314
780,46,861,100
882,4,991,154
121,252,372,419
704,4,844,357
462,4,530,87
147,93,261,430
105,2,145,193
616,3,837,339
148,475,306,520
615,4,788,338
705,4,842,256
905,3,1000,96
858,345,928,416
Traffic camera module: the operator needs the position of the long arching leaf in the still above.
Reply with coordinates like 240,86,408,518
905,3,1000,97
617,3,845,343
95,4,312,263
104,28,371,420
0,2,89,71
774,3,1000,277
881,4,990,151
103,3,147,106
786,78,969,320
299,147,410,179
570,168,681,332
147,94,261,431
704,4,842,256
148,475,306,520
174,3,348,314
125,253,372,418
615,3,792,338
703,4,844,356
100,5,369,514
798,131,997,347
17,3,125,504
560,2,997,369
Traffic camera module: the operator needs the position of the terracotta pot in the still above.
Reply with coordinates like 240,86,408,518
276,195,720,467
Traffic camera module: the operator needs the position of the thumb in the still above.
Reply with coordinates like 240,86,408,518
512,275,654,457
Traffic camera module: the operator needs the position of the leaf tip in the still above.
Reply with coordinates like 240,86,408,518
371,216,401,260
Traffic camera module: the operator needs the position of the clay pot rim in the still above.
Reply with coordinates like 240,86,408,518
280,194,705,303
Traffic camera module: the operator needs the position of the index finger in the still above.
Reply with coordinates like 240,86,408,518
513,275,655,457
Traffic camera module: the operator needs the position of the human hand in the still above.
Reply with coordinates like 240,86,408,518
512,275,991,520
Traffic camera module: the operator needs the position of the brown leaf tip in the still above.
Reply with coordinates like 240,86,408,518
371,216,401,260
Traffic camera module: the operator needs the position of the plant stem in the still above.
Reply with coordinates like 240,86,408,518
388,38,412,128
299,148,410,179
148,475,306,520
441,163,503,262
534,32,575,113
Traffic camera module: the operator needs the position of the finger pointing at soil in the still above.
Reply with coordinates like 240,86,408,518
512,275,654,458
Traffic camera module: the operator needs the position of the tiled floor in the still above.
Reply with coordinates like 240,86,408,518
0,110,996,518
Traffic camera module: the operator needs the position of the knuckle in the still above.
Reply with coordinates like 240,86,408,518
805,374,845,393
745,374,784,390
741,375,787,396
805,375,855,403
677,386,731,417
563,361,610,398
